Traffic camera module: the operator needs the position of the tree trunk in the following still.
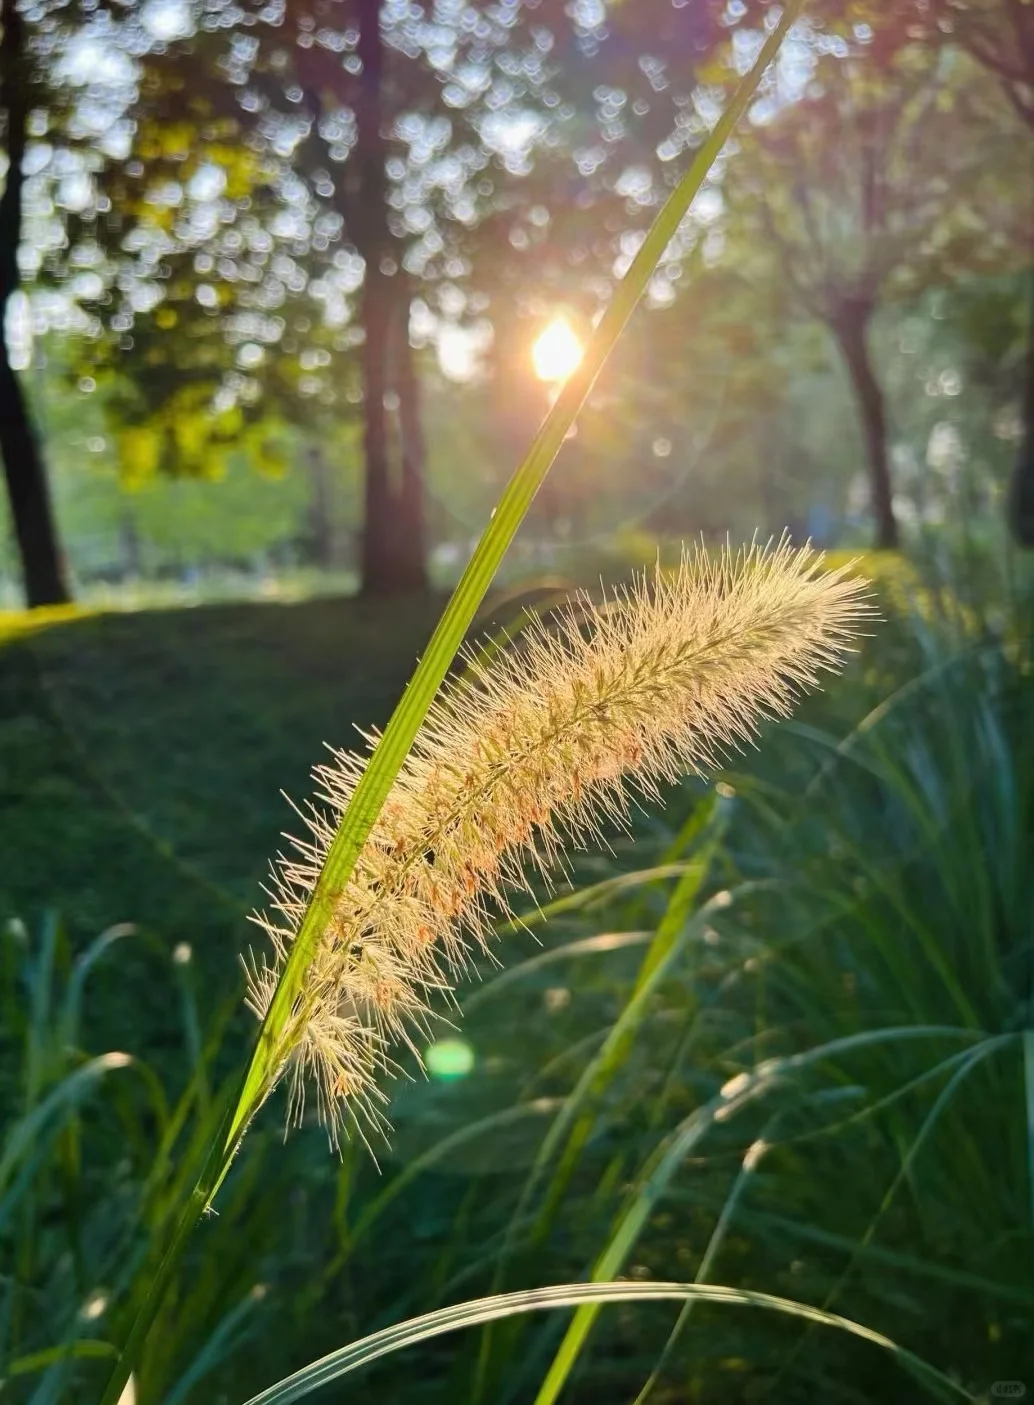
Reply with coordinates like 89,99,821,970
120,504,143,578
305,444,335,569
1007,266,1034,548
354,0,410,596
390,283,428,590
832,300,898,550
0,0,69,607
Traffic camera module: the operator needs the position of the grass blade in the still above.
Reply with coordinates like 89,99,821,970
0,1052,133,1200
239,1281,970,1405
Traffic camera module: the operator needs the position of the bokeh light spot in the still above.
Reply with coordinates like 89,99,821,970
425,1037,476,1081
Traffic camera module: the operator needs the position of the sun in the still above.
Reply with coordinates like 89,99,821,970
532,316,583,384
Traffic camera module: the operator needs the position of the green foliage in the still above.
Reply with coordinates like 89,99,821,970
0,593,450,961
2,355,365,589
2,538,1032,1404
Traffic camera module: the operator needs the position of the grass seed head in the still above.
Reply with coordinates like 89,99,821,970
245,540,873,1148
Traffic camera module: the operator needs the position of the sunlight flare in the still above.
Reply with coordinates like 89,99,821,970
532,316,584,384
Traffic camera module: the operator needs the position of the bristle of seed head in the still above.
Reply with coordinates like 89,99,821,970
244,540,874,1149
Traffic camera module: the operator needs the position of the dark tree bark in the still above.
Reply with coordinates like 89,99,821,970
938,4,1034,548
352,0,429,595
120,505,143,578
389,278,428,590
353,0,397,594
305,443,335,568
831,298,899,550
0,0,69,606
1008,267,1034,548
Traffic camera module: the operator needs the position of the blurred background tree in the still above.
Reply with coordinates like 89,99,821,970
754,0,1034,544
720,39,1022,547
0,0,1029,606
0,0,76,603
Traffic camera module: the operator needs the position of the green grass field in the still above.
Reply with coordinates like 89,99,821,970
0,596,454,1028
0,561,882,972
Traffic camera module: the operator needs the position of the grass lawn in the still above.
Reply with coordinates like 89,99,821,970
0,593,455,1014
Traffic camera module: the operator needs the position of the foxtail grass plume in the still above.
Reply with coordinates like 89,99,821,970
245,541,871,1147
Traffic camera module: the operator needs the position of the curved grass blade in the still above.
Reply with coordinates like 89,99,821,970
766,1034,1014,1393
239,1281,970,1405
5,1339,118,1378
59,923,136,1054
0,1052,134,1200
498,863,701,934
746,1211,1034,1305
461,931,654,1015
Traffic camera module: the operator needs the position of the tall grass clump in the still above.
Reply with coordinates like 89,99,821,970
674,635,1034,1397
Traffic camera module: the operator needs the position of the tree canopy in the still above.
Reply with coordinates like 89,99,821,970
0,0,1029,603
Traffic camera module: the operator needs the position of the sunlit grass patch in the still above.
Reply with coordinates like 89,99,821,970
0,602,96,646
